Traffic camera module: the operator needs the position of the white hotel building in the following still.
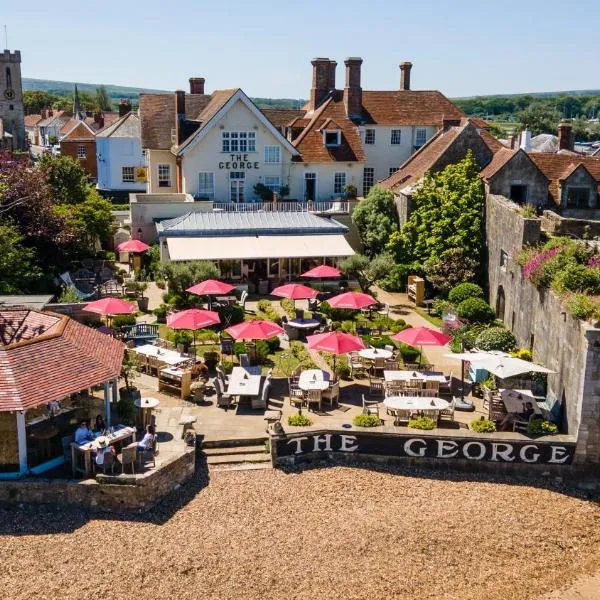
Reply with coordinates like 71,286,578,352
134,59,464,280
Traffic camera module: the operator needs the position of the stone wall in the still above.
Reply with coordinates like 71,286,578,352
0,412,19,473
0,446,196,512
486,194,600,466
541,210,600,238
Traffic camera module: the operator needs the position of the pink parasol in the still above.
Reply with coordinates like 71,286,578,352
83,298,136,316
392,326,451,346
301,265,341,278
307,330,365,374
116,239,150,253
328,291,377,310
272,283,318,300
226,320,284,340
167,309,220,330
187,279,235,296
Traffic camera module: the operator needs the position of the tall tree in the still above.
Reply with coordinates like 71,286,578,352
37,154,90,205
517,102,561,135
0,223,42,293
23,90,59,114
95,85,113,112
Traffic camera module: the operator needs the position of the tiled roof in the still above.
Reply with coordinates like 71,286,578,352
480,147,518,180
361,90,464,126
195,89,238,127
292,92,365,163
157,210,349,237
96,112,140,138
61,121,95,141
260,108,305,129
38,112,69,128
24,114,42,128
0,309,124,411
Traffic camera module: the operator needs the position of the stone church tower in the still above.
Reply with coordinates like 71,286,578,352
0,49,25,150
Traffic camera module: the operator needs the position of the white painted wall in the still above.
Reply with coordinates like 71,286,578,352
96,135,146,191
180,99,294,201
288,162,362,201
147,149,178,193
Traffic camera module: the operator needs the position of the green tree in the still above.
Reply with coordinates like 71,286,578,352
424,248,479,295
95,85,113,112
0,223,42,293
158,261,220,297
23,90,59,114
351,186,399,257
339,253,395,293
387,152,485,279
517,102,561,135
37,154,90,205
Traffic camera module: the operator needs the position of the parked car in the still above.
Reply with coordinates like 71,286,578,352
51,144,61,156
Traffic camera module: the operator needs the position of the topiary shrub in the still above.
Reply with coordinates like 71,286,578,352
457,297,495,323
215,304,245,326
475,327,517,352
266,336,281,353
470,418,496,433
398,342,420,364
153,303,168,323
511,348,532,361
353,414,382,427
408,416,436,430
448,282,484,304
288,414,313,427
526,419,558,436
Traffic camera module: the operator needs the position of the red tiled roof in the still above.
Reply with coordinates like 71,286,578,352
0,309,124,411
361,90,464,126
292,93,364,163
260,108,305,129
24,114,42,128
61,121,95,141
480,147,518,180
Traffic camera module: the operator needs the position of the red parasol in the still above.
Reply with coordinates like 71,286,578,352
226,320,284,340
328,291,377,310
116,239,150,253
301,265,341,278
272,283,318,300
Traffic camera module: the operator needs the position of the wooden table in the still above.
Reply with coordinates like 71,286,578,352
500,389,542,414
227,366,261,397
298,369,330,391
384,396,449,425
71,426,136,477
383,370,446,383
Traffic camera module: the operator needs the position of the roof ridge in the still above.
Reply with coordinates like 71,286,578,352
292,98,332,147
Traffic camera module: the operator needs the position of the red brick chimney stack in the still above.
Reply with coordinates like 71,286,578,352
94,112,104,128
400,61,413,91
119,99,132,117
558,123,573,151
189,77,205,95
310,58,332,111
343,57,363,119
175,90,186,116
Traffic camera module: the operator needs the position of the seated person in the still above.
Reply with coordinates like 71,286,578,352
94,414,107,433
499,401,536,431
94,438,115,468
74,420,93,444
47,399,61,416
518,401,535,421
137,425,156,452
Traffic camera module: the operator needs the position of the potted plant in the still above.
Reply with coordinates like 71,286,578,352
135,281,149,311
343,183,357,200
203,351,219,371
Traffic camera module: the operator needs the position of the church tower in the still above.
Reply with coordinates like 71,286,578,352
0,49,25,150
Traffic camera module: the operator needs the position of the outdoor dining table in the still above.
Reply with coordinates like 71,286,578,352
226,366,262,397
298,369,330,391
500,389,542,414
71,425,136,477
383,370,447,383
359,348,393,361
134,397,160,430
132,344,189,366
384,395,449,425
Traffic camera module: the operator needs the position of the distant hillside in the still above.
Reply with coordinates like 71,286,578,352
452,89,600,101
22,78,306,110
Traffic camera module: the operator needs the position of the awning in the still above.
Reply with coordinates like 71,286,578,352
165,234,355,261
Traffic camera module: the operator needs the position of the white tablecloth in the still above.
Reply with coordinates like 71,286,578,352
383,370,446,383
298,369,330,391
500,389,541,414
383,396,449,411
288,319,321,330
135,397,160,409
227,366,262,396
359,348,393,360
133,344,189,366
77,426,136,451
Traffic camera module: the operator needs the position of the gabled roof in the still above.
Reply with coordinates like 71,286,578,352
360,90,464,126
479,147,518,180
177,89,299,157
38,111,69,128
61,120,96,141
24,114,42,128
292,92,364,163
260,108,306,129
96,112,140,138
0,309,124,411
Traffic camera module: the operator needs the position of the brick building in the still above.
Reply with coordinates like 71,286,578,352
60,120,98,179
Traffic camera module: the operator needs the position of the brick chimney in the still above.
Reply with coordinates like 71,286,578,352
327,60,337,91
558,122,573,151
40,107,47,120
343,57,363,119
119,99,132,117
400,61,413,91
309,58,332,111
189,77,205,95
93,112,104,129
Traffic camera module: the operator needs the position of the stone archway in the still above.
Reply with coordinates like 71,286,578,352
496,285,506,322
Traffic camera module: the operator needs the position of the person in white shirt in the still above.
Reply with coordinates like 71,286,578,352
94,438,115,467
137,425,156,452
74,420,93,444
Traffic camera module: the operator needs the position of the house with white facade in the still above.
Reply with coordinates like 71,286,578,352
96,112,146,197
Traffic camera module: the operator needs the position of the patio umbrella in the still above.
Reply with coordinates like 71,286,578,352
187,279,236,310
167,308,220,357
467,353,555,379
226,320,284,340
392,326,451,368
301,265,341,278
307,330,365,373
116,239,150,253
272,283,318,307
328,291,377,310
443,351,493,405
83,297,137,327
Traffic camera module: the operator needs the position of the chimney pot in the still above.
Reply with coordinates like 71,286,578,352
400,61,413,91
189,77,205,95
558,122,573,151
343,57,363,119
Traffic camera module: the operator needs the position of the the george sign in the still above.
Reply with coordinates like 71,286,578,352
274,431,576,465
218,153,260,170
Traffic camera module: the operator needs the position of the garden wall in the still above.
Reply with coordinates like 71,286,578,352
0,446,196,513
486,194,600,467
540,210,600,239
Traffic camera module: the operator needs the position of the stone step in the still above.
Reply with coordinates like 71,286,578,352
203,445,268,457
202,436,268,450
206,453,272,466
210,462,273,472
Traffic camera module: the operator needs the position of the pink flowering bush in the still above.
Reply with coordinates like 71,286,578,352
587,256,600,268
522,247,562,286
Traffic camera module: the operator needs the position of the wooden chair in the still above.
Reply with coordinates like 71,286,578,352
147,356,161,377
439,372,453,397
425,380,439,391
439,398,456,422
135,353,149,374
322,381,340,407
371,356,386,375
369,377,385,397
289,382,306,410
385,359,399,371
513,413,543,433
362,394,379,417
489,396,507,421
420,389,438,398
349,353,367,379
120,445,137,474
305,389,322,412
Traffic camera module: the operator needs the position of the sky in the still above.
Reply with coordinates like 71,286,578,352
3,0,600,99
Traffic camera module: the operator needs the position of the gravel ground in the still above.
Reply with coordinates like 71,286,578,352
1,465,599,600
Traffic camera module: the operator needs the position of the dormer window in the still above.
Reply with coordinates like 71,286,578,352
324,130,341,147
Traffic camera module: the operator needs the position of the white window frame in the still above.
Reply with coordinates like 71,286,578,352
222,131,256,153
334,172,346,195
230,171,245,203
264,176,281,192
198,171,215,199
324,130,341,147
415,128,427,147
363,167,374,196
391,129,402,145
77,144,86,159
364,128,376,145
122,166,135,183
389,167,399,177
158,164,171,188
264,145,281,164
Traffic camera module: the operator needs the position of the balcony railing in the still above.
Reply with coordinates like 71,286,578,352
210,200,354,214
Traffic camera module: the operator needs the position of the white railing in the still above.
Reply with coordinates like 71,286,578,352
211,201,353,214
